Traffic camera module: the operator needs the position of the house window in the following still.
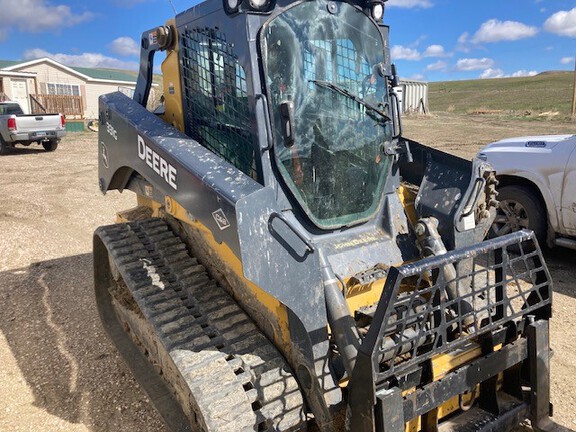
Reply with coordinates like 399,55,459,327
47,83,80,96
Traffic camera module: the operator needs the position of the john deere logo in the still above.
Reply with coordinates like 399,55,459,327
212,209,230,231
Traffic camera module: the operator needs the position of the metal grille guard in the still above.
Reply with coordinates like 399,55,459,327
349,230,552,431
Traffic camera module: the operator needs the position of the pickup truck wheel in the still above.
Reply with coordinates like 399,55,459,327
489,185,546,244
0,138,9,155
42,140,58,152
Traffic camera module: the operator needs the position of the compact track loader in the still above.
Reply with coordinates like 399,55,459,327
94,0,554,430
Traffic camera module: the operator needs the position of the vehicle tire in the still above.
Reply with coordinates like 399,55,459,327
42,140,58,152
0,137,9,155
489,185,547,245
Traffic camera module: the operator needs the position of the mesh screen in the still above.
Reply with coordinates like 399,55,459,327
365,232,551,383
302,39,374,118
180,28,257,179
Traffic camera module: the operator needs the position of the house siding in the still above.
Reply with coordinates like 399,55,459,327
7,60,136,118
20,63,85,88
85,82,135,118
2,77,12,98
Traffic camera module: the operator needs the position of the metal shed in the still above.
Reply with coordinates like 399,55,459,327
395,79,428,114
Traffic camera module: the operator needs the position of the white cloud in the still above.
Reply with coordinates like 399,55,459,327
544,8,576,37
471,19,538,43
456,58,495,71
23,49,139,71
458,33,469,44
391,45,421,61
410,35,428,48
386,0,433,8
0,0,92,36
511,70,538,77
408,74,426,80
109,37,140,57
426,60,448,71
561,56,574,65
423,44,449,57
480,68,538,79
480,68,505,79
456,32,474,53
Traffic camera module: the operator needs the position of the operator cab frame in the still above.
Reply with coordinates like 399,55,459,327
170,0,399,233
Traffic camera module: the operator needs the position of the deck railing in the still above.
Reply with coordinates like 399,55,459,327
30,94,84,117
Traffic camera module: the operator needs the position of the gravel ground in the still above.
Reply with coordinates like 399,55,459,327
0,135,166,432
0,116,574,431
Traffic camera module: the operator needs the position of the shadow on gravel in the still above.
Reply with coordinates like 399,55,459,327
0,147,48,156
0,253,166,432
542,247,576,300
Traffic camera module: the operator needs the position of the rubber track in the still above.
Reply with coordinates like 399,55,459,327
96,219,307,432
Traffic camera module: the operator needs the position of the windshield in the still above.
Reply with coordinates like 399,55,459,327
262,0,393,229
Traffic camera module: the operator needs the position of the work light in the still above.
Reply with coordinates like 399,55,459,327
371,2,383,21
225,0,242,13
248,0,270,10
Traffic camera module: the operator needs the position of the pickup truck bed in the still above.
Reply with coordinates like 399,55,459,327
0,102,67,154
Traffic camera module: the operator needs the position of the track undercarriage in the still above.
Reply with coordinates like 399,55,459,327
94,219,307,431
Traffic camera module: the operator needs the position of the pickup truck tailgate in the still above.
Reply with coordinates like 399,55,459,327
12,114,62,133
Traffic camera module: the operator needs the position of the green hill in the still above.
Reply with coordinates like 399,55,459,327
429,71,574,118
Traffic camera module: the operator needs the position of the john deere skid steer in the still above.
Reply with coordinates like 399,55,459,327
94,0,554,430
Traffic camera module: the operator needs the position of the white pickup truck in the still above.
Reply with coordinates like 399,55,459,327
0,102,66,154
478,134,576,249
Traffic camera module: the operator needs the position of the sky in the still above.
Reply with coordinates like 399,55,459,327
0,0,574,82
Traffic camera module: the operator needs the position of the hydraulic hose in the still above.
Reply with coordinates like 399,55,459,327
319,249,360,378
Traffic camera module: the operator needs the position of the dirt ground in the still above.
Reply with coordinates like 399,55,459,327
0,114,574,431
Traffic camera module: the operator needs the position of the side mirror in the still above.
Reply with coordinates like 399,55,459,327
279,101,295,148
386,63,402,139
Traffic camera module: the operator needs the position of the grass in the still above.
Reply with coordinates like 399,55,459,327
429,71,575,119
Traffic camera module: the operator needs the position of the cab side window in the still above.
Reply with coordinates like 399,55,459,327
180,28,258,181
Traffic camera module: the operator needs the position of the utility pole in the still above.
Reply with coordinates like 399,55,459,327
572,55,576,121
